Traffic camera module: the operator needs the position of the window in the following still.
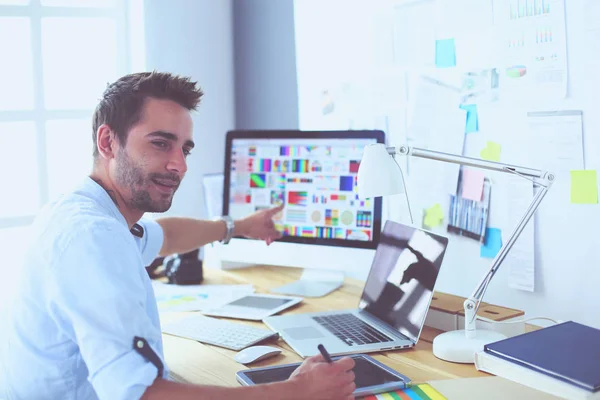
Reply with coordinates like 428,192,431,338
0,0,145,270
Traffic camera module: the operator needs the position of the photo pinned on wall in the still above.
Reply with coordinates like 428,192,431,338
447,168,491,242
460,68,500,104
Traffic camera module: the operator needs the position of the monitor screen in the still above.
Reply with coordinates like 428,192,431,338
223,130,384,249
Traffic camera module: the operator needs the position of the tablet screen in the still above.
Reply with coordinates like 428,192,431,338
227,296,293,309
242,356,403,388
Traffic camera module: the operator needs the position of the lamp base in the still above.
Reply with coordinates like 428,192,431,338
432,329,507,363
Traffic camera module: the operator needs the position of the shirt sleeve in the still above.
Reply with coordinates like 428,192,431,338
137,217,164,266
46,222,165,400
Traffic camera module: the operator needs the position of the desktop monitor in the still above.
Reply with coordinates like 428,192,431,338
217,130,385,280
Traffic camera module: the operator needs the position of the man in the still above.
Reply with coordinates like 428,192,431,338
0,72,355,400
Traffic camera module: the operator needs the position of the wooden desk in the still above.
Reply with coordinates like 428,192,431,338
160,265,488,387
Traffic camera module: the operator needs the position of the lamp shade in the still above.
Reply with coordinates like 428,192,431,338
357,143,405,198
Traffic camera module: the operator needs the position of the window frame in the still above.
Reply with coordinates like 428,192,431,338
0,0,143,231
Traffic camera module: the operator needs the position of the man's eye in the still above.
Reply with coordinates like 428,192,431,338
183,148,192,157
152,141,167,149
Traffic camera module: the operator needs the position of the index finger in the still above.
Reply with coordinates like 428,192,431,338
267,203,285,215
304,354,325,364
333,356,355,372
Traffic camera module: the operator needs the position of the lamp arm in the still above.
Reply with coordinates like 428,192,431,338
390,145,555,338
392,145,550,180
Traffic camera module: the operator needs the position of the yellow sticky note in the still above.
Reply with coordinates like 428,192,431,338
424,203,444,228
480,141,501,162
570,170,598,204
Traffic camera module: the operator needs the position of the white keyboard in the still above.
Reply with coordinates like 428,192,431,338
161,314,279,351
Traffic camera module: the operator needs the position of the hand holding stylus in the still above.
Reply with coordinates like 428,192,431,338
289,344,356,400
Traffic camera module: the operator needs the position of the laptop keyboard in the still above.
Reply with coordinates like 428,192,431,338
313,313,393,346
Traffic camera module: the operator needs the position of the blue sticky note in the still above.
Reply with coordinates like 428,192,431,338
435,38,456,68
481,228,502,258
460,104,479,133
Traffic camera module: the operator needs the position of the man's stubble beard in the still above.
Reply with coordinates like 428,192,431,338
115,148,176,213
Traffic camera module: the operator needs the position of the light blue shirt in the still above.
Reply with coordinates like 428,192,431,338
0,177,168,399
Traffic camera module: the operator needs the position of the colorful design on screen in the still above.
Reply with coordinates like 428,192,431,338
316,226,334,238
270,190,284,205
346,229,371,241
250,173,266,188
340,176,354,191
357,211,372,228
283,225,314,237
325,209,339,226
288,191,308,206
258,159,272,172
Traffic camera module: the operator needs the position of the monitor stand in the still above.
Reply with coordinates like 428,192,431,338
270,269,344,298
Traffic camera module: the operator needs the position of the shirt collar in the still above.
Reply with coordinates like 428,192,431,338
77,176,128,229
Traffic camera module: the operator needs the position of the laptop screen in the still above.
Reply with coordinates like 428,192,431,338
358,220,449,343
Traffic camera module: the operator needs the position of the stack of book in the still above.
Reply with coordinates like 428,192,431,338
475,321,600,399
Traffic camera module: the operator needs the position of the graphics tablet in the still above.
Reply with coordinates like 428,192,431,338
202,293,302,321
236,353,411,397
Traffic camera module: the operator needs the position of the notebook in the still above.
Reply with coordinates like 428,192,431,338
484,321,600,393
475,351,600,400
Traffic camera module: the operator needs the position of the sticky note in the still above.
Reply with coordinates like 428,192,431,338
460,104,479,133
481,228,502,258
462,169,485,201
424,203,444,228
570,170,598,204
480,141,501,162
435,38,456,68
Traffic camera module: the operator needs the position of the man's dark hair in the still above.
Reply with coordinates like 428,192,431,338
92,71,204,158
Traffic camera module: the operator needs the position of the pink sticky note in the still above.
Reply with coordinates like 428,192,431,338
462,169,485,201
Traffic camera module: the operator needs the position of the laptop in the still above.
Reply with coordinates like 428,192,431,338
264,220,449,358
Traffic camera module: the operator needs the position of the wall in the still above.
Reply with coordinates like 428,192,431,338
232,0,299,130
433,0,600,329
293,1,600,329
143,0,236,219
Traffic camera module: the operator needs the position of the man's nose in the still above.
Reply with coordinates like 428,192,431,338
167,149,187,175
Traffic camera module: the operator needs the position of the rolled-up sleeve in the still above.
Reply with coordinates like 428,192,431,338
137,217,164,266
47,222,164,400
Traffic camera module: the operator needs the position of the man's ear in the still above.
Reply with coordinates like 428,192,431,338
96,124,118,160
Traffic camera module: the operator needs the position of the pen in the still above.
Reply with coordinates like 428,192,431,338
317,344,333,363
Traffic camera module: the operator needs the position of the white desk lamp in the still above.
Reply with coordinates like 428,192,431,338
357,143,555,363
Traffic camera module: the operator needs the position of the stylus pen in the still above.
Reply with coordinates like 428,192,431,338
317,344,333,363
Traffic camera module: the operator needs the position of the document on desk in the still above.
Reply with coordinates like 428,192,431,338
152,282,255,312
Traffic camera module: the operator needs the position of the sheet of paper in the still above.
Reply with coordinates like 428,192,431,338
393,0,436,67
152,282,255,312
407,76,464,195
503,176,535,292
435,0,495,68
462,169,485,201
570,170,599,204
480,141,502,162
202,173,224,218
526,111,584,177
584,0,600,67
435,38,457,68
480,227,502,258
492,0,568,100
